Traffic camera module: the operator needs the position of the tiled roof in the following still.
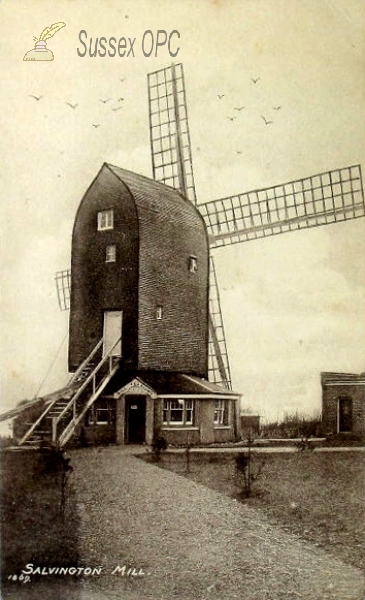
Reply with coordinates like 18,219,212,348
108,371,240,398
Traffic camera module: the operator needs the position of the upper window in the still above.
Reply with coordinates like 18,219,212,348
163,399,194,426
156,306,163,320
189,256,198,273
97,209,114,231
106,245,116,263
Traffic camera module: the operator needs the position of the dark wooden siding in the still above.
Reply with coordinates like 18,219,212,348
110,167,209,377
69,165,139,371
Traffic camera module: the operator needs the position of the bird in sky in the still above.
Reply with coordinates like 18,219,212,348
29,95,43,101
227,116,236,121
66,102,78,109
120,78,125,82
92,124,100,128
236,150,243,154
118,97,124,102
217,94,225,99
234,106,245,111
100,98,111,104
261,116,273,125
112,106,123,112
273,106,282,111
251,77,260,84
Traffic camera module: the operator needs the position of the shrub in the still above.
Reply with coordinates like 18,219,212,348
235,435,265,498
151,436,167,461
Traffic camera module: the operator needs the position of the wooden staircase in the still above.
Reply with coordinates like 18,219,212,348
21,399,71,447
16,337,121,449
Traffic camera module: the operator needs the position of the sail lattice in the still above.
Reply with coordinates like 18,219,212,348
208,257,232,389
148,63,197,204
55,269,71,311
199,165,365,249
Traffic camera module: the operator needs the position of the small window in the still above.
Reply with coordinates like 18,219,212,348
156,306,163,320
106,245,116,263
97,209,114,231
189,256,198,273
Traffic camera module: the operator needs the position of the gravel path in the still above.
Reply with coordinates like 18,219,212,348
68,445,364,600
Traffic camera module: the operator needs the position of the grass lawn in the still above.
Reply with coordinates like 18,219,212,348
1,449,79,588
143,450,365,572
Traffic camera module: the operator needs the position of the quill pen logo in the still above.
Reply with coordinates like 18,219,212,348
24,22,66,61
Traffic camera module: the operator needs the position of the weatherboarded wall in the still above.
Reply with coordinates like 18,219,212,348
69,165,139,372
110,166,209,378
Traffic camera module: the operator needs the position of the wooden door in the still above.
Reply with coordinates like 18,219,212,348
103,311,122,357
338,396,352,433
126,396,146,444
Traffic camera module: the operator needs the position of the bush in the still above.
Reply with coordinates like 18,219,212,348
261,411,322,439
151,436,167,461
234,432,266,498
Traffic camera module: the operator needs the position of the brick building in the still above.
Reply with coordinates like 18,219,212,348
321,372,365,436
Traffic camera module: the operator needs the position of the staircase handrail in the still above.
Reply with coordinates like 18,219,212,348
18,395,65,446
53,336,121,442
57,362,119,448
17,339,105,445
68,338,103,385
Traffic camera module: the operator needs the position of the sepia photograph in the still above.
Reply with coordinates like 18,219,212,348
1,1,364,599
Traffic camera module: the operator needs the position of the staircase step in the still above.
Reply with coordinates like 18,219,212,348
19,343,116,448
23,440,43,446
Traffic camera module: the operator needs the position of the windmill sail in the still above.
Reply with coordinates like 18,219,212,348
199,165,365,248
148,63,197,204
55,269,71,311
208,257,232,389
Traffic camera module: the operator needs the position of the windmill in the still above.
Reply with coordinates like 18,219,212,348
56,62,365,392
3,62,364,449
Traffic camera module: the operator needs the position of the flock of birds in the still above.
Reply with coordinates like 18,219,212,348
28,78,127,129
29,75,282,158
215,76,283,155
217,77,282,124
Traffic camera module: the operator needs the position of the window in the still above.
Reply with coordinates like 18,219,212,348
105,245,116,263
156,306,163,320
214,399,228,425
87,399,114,425
97,209,114,231
189,256,198,273
163,399,194,425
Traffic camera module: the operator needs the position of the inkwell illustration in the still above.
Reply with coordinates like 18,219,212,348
23,22,66,61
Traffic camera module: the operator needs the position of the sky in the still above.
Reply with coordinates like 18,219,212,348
0,0,364,426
